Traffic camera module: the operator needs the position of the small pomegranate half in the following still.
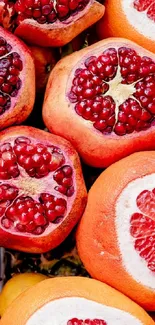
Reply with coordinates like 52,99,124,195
43,38,155,168
0,1,105,47
0,26,35,130
0,125,87,253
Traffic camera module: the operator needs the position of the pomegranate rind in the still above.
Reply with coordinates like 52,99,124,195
96,0,155,54
43,37,155,168
1,277,154,325
0,125,87,253
14,1,105,47
0,27,35,130
28,45,57,93
76,151,155,310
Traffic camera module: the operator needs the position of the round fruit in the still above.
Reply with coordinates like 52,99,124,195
0,277,154,325
43,38,155,168
0,125,87,253
76,151,155,310
0,0,105,47
96,0,155,53
29,45,58,93
0,272,48,317
0,26,35,131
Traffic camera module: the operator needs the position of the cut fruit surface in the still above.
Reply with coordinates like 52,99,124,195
96,0,155,54
0,125,87,253
43,38,155,168
0,277,154,325
0,26,35,130
0,0,105,47
76,152,155,310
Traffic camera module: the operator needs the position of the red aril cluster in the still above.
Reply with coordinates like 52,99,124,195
68,46,155,136
15,0,90,23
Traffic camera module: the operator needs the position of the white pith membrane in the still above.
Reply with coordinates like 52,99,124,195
122,0,155,40
116,173,155,289
0,36,25,116
26,297,143,325
67,41,155,136
0,136,75,237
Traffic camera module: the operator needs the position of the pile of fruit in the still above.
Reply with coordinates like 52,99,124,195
0,0,155,324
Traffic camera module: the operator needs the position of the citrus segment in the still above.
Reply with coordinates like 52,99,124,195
130,188,155,272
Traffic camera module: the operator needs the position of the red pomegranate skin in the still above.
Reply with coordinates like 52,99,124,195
0,1,105,47
43,38,155,168
0,26,35,130
0,126,87,253
28,45,58,94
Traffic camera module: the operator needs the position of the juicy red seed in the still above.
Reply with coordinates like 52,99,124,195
68,46,155,135
14,0,90,23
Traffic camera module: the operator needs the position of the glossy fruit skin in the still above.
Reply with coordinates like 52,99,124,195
96,0,155,53
0,26,35,131
14,1,105,47
76,151,155,310
28,45,58,93
0,125,87,253
0,273,48,317
43,38,155,168
0,277,154,325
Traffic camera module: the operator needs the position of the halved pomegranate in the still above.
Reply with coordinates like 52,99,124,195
0,1,105,47
43,38,155,167
0,125,87,253
0,26,35,130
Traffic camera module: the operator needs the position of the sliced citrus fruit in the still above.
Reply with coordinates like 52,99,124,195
0,272,48,317
96,0,155,53
0,277,154,325
76,151,155,310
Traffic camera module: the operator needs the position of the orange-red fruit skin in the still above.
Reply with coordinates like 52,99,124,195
1,277,154,325
14,2,105,47
0,27,35,131
0,126,87,253
76,151,155,310
43,38,155,168
28,45,58,93
96,0,155,54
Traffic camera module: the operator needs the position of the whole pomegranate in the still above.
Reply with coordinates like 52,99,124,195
29,45,58,94
0,0,105,47
0,126,87,253
43,38,155,168
0,26,35,130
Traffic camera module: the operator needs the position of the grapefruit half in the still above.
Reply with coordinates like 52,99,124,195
0,277,154,325
76,151,155,310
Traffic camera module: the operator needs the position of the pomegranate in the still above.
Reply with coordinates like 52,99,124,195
0,125,87,253
29,45,58,94
67,319,107,325
43,38,155,168
0,26,35,130
0,1,105,47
